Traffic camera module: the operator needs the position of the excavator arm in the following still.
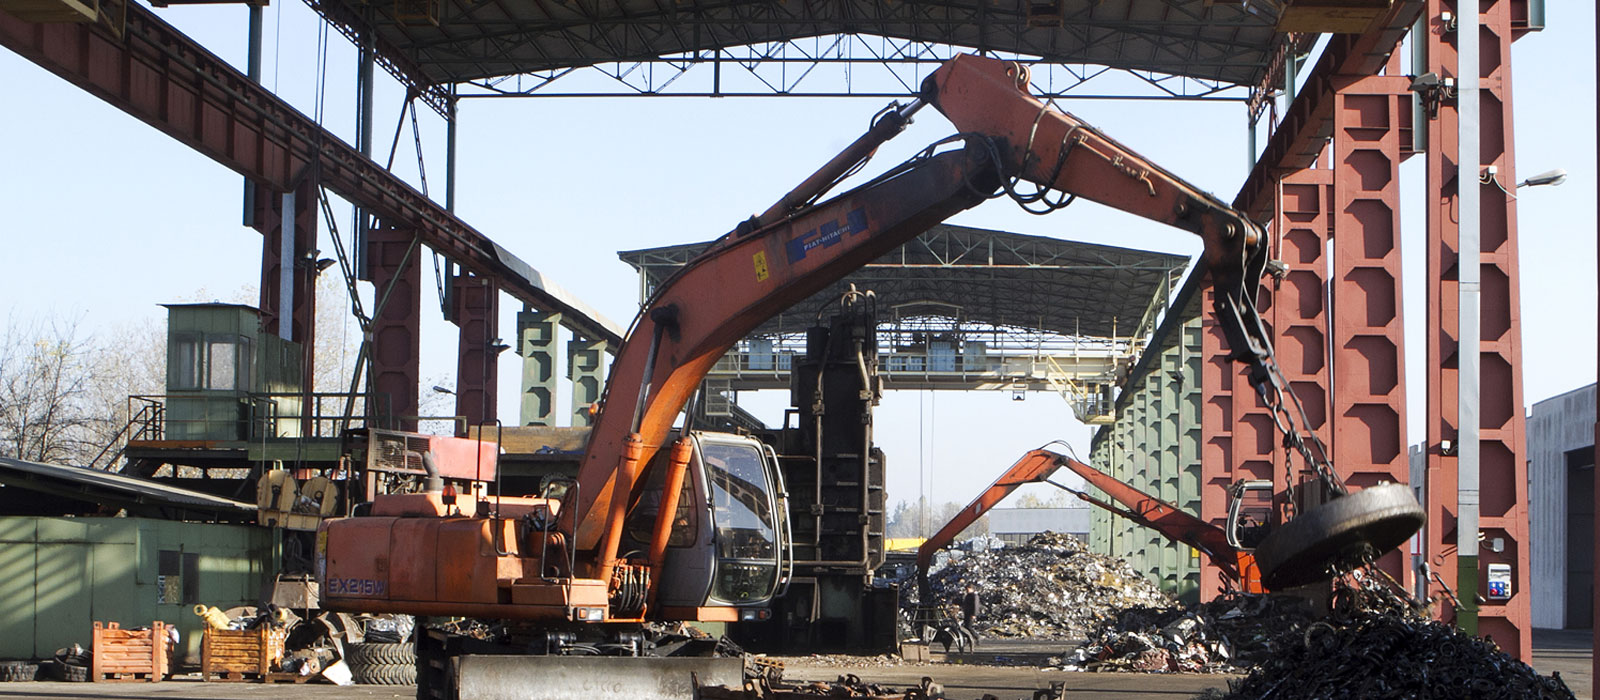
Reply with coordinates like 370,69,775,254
567,52,1417,592
564,125,1003,571
915,447,1257,606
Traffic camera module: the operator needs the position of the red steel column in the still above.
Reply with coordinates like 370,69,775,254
1330,72,1413,587
254,177,318,436
1274,167,1336,513
1423,0,1530,659
453,272,500,433
1199,289,1236,599
368,227,422,431
1199,280,1278,598
1199,166,1336,599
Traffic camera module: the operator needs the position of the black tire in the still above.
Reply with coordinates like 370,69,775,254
347,642,417,667
0,662,39,682
52,662,89,683
351,662,417,686
1255,483,1426,589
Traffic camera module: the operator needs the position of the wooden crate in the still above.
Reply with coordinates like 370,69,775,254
91,621,167,682
200,626,287,682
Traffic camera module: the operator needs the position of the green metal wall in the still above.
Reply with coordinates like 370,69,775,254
1089,292,1205,603
0,517,277,663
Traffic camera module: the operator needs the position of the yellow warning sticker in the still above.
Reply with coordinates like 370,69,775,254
753,251,770,282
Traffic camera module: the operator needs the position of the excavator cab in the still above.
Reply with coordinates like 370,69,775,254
1224,479,1275,550
623,431,792,618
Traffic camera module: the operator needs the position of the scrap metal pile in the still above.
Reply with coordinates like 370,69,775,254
1206,609,1575,699
1063,593,1315,673
912,532,1171,639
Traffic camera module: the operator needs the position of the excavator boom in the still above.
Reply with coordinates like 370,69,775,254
916,447,1257,605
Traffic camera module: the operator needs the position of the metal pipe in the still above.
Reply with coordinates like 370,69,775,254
241,3,262,227
354,20,376,279
1457,0,1482,635
749,99,924,232
646,437,694,609
445,96,458,213
596,434,645,578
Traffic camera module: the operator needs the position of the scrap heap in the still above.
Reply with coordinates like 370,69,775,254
1209,609,1575,699
1072,576,1574,698
914,532,1171,639
1065,593,1316,673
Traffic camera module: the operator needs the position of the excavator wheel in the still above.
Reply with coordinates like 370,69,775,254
1253,483,1425,590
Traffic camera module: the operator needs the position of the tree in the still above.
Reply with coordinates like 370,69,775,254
0,316,99,464
886,496,988,540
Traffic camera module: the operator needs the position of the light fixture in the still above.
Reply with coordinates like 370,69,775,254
432,385,455,395
315,258,337,273
1517,168,1567,188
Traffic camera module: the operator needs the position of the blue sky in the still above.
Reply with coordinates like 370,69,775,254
0,3,1593,512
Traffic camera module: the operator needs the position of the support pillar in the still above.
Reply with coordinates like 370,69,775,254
368,227,422,431
254,177,318,436
568,336,606,427
453,272,500,433
518,310,561,426
1330,71,1413,586
1422,0,1531,658
1200,278,1278,598
1198,164,1336,599
1273,167,1335,517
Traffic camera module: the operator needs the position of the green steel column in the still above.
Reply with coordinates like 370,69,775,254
1179,317,1205,601
1089,433,1111,554
1159,340,1183,595
567,336,607,427
517,310,561,426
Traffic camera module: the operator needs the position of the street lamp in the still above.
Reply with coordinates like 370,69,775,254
1517,168,1567,188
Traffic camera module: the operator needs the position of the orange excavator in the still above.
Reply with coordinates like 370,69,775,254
316,53,1422,698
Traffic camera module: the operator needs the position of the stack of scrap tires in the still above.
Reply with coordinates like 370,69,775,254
0,661,37,682
345,642,417,685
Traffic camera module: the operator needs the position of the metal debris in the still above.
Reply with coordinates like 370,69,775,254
1065,592,1315,673
694,674,948,699
1204,609,1576,699
906,532,1171,639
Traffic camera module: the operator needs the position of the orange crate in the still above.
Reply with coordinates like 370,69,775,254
91,621,167,682
200,626,287,682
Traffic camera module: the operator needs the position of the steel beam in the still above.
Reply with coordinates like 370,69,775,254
1234,0,1425,218
1330,72,1413,586
368,226,422,432
0,2,623,349
1422,0,1531,660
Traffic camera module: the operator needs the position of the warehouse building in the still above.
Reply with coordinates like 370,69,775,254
1527,383,1597,630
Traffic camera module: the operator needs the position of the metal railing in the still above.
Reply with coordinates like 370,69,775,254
117,392,394,443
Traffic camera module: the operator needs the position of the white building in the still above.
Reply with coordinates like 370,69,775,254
986,507,1091,545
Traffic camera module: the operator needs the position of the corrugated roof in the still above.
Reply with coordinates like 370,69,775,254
0,457,257,521
620,223,1188,340
309,0,1287,91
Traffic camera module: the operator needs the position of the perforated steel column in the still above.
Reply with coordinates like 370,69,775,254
518,310,561,426
568,336,607,427
1273,168,1335,509
1330,73,1413,586
1422,0,1531,658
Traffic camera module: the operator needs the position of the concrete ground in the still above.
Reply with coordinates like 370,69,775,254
0,630,1586,700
